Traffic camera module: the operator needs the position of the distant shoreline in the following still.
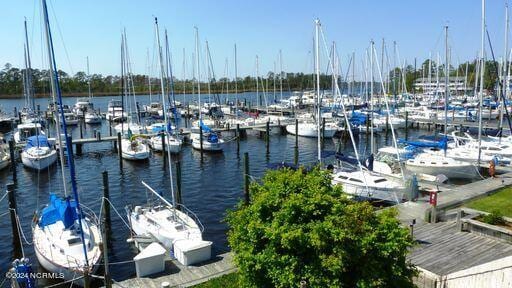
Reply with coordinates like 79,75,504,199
0,89,300,100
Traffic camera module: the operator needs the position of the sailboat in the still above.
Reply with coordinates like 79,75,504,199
21,135,57,170
118,30,150,161
0,140,10,170
405,26,482,180
127,18,212,266
83,58,102,124
190,27,225,152
329,37,405,203
33,0,102,283
149,29,183,153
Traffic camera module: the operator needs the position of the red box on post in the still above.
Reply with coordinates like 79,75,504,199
429,190,437,206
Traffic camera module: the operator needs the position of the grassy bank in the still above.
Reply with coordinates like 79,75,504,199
192,273,238,288
465,186,512,218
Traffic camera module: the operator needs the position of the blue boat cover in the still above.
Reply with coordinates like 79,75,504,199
399,137,447,150
25,135,50,149
199,120,212,133
39,193,78,229
207,133,219,143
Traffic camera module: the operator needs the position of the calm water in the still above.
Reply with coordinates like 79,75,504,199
0,92,424,286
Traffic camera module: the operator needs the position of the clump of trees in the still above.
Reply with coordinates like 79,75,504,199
226,167,416,288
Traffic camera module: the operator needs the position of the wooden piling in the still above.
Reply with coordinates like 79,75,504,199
161,133,166,170
405,111,409,140
7,183,22,259
199,125,204,160
266,121,270,154
385,115,389,135
76,143,83,156
79,121,84,139
101,218,112,288
176,160,182,211
117,132,123,171
244,152,250,205
294,119,299,166
8,140,16,182
102,170,111,228
236,123,240,156
321,118,325,147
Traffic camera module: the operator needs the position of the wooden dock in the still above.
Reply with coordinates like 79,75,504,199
111,252,235,288
393,172,512,226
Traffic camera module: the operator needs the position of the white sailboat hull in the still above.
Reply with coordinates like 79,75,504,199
121,139,150,160
285,123,337,138
0,159,9,170
150,135,182,153
405,154,478,180
84,113,102,124
190,133,224,152
21,149,57,170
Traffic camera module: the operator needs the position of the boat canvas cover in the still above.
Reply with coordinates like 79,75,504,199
39,194,78,229
25,135,50,149
399,137,447,150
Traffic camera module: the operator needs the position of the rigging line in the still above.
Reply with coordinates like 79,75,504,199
101,197,133,232
320,24,370,194
372,45,406,182
47,0,74,75
0,191,9,205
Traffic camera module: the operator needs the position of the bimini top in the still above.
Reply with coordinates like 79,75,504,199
39,194,78,229
25,135,50,149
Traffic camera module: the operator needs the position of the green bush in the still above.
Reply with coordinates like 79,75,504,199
226,166,417,288
481,210,506,225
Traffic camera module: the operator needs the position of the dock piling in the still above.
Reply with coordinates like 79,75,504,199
244,152,250,205
161,133,166,170
199,125,204,160
117,132,123,172
7,183,22,259
294,119,299,166
8,140,16,182
266,121,270,155
321,118,325,147
176,160,182,211
102,170,111,228
236,124,240,157
405,111,409,140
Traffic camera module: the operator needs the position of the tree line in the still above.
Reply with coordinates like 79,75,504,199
0,59,501,98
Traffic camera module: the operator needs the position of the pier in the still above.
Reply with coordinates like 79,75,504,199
111,252,235,288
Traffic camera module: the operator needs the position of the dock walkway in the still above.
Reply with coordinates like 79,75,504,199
395,172,512,225
111,252,235,288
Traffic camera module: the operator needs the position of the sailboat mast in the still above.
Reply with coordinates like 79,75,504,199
24,19,35,111
279,49,283,102
444,26,449,157
315,19,321,163
41,7,66,197
234,44,238,119
256,55,260,108
477,0,486,165
195,27,201,119
147,49,153,104
502,3,509,131
42,0,88,266
154,17,177,211
206,41,212,104
87,56,92,99
370,40,375,155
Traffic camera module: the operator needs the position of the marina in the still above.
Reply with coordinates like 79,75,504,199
1,0,512,287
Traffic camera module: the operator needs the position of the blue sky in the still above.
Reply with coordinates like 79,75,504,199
0,0,507,79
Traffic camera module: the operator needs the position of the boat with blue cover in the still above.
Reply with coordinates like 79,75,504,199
21,135,57,170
